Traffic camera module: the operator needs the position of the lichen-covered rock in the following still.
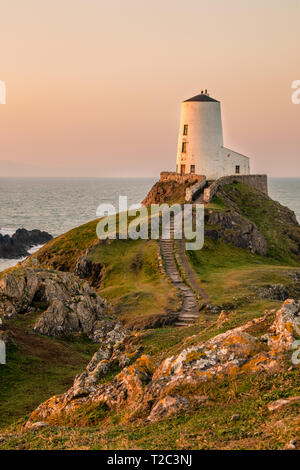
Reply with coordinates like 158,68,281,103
0,267,117,342
27,353,154,425
26,300,300,426
148,396,190,422
150,329,277,392
267,299,300,352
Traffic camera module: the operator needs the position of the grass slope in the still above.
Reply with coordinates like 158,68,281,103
1,182,300,448
88,239,178,325
0,317,99,428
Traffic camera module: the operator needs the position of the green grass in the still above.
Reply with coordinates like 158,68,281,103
206,195,227,211
88,238,178,325
0,328,99,429
221,182,300,264
187,236,300,318
1,181,300,449
32,219,99,272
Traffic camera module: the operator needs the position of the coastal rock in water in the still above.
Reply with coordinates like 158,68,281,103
12,228,52,248
0,234,29,259
0,267,117,342
0,228,52,259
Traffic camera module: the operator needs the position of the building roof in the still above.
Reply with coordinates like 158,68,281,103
184,93,219,103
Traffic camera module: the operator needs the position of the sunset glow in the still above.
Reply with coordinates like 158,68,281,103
0,0,299,177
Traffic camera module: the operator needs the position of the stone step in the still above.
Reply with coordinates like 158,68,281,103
175,322,191,327
178,313,199,319
159,218,201,327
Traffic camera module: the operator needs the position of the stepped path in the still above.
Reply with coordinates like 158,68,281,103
159,214,209,327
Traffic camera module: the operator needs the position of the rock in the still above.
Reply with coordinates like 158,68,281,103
25,421,49,430
74,256,103,288
217,310,230,326
267,396,300,412
0,267,118,342
141,180,188,206
0,329,16,346
205,229,219,241
284,439,300,450
27,353,154,425
148,396,190,422
129,311,179,330
205,304,222,315
254,284,289,301
12,228,52,247
267,299,300,352
231,413,240,421
286,270,300,282
26,300,300,425
206,210,267,255
0,233,29,259
0,229,52,259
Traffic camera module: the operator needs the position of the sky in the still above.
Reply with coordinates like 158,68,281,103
0,0,299,177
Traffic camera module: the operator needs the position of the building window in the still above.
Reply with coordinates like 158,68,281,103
190,165,195,174
235,165,240,174
183,124,188,135
182,142,187,153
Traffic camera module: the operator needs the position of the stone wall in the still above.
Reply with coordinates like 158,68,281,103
203,174,268,203
185,178,207,202
160,171,205,185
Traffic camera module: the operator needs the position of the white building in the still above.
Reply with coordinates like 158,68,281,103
176,91,250,180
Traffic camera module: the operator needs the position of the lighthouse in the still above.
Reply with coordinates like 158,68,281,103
176,91,250,180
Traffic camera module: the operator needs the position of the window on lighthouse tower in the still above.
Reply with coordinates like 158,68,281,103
182,142,187,153
183,124,188,135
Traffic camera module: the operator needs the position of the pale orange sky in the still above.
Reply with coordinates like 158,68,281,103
0,0,299,177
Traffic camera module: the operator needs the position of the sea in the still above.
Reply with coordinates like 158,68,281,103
0,177,299,272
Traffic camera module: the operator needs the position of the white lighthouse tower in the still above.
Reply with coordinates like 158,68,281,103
176,91,250,180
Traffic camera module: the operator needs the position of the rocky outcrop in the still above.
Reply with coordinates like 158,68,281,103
0,267,117,342
74,256,103,288
266,299,300,352
141,180,188,206
12,228,52,247
206,209,267,255
0,229,52,259
254,284,289,301
0,234,28,258
27,299,300,426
